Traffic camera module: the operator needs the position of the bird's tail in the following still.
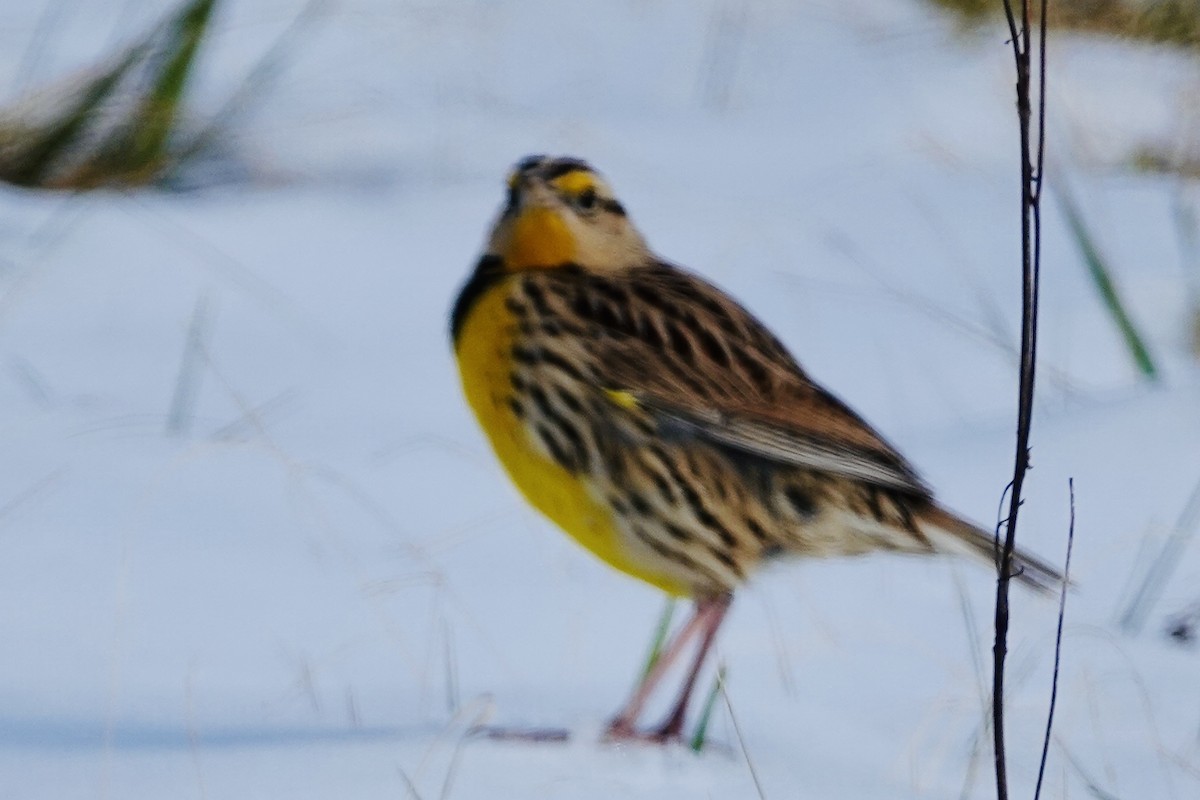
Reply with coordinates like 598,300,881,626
918,503,1065,595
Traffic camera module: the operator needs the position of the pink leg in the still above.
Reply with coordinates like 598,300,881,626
650,594,731,741
605,594,732,743
605,602,710,738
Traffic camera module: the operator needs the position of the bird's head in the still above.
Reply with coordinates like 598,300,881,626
486,155,650,272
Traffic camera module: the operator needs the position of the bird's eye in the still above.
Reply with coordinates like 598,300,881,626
575,188,598,211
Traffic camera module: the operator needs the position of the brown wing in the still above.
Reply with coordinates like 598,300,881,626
534,262,931,497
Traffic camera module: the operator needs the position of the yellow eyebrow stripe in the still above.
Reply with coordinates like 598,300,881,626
551,170,596,196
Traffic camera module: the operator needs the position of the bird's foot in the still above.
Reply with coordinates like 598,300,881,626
602,715,685,745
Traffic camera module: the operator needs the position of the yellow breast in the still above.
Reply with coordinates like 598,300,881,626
453,281,689,597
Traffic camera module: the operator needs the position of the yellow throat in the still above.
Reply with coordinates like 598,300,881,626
505,206,575,268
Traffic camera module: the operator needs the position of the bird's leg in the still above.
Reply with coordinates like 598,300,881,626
604,600,710,739
605,594,732,743
649,593,731,742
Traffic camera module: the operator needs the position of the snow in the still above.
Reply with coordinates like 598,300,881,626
2,0,1200,797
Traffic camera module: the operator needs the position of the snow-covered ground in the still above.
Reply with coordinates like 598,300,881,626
2,1,1200,797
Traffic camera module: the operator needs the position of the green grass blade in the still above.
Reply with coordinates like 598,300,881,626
173,0,324,175
119,0,218,175
639,598,677,681
1056,187,1160,381
2,0,220,188
689,663,725,753
141,0,217,152
0,43,146,186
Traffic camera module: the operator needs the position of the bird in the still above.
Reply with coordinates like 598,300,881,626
449,155,1063,743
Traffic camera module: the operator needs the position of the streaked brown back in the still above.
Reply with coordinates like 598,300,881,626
521,261,931,498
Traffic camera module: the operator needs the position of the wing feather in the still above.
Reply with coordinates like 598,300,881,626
621,391,930,495
532,262,931,498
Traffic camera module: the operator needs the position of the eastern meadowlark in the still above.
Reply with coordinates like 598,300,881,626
450,155,1062,742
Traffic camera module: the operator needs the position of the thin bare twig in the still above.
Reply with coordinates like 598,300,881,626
1035,479,1076,800
1120,474,1200,634
1059,743,1126,800
993,0,1048,797
397,766,426,800
166,291,214,436
720,676,767,800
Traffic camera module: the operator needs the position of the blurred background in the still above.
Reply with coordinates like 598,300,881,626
2,1,1199,797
